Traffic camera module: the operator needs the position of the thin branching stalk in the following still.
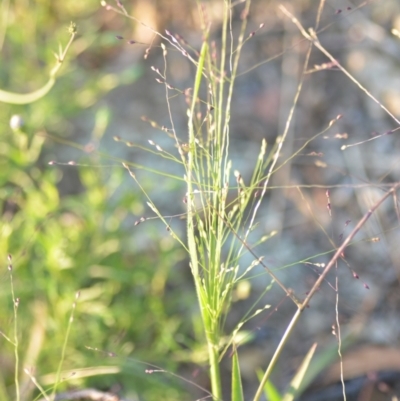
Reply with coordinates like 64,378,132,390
9,265,20,401
51,292,79,399
279,5,400,126
0,22,77,104
253,182,400,401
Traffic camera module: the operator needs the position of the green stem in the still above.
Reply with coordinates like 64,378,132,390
0,22,76,104
207,334,223,400
10,273,20,401
187,36,222,399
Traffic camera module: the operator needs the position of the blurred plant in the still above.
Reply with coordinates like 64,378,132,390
0,22,77,105
0,2,186,401
1,104,191,400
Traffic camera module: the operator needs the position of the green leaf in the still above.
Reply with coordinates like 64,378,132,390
298,333,355,394
256,369,282,401
281,343,317,401
231,349,244,401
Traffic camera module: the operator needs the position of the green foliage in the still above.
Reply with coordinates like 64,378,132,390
255,370,282,401
1,117,191,399
0,2,190,400
231,350,244,401
281,343,317,401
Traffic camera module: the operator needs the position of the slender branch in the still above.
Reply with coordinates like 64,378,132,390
279,5,400,126
213,206,301,306
300,182,400,309
253,182,400,401
37,388,123,401
0,22,77,104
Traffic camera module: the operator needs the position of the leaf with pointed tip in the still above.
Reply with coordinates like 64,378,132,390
256,370,281,401
231,349,244,401
281,343,317,401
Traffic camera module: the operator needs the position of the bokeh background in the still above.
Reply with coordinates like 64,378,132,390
1,0,400,400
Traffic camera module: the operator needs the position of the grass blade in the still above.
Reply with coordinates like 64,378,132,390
231,349,244,401
281,343,317,401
